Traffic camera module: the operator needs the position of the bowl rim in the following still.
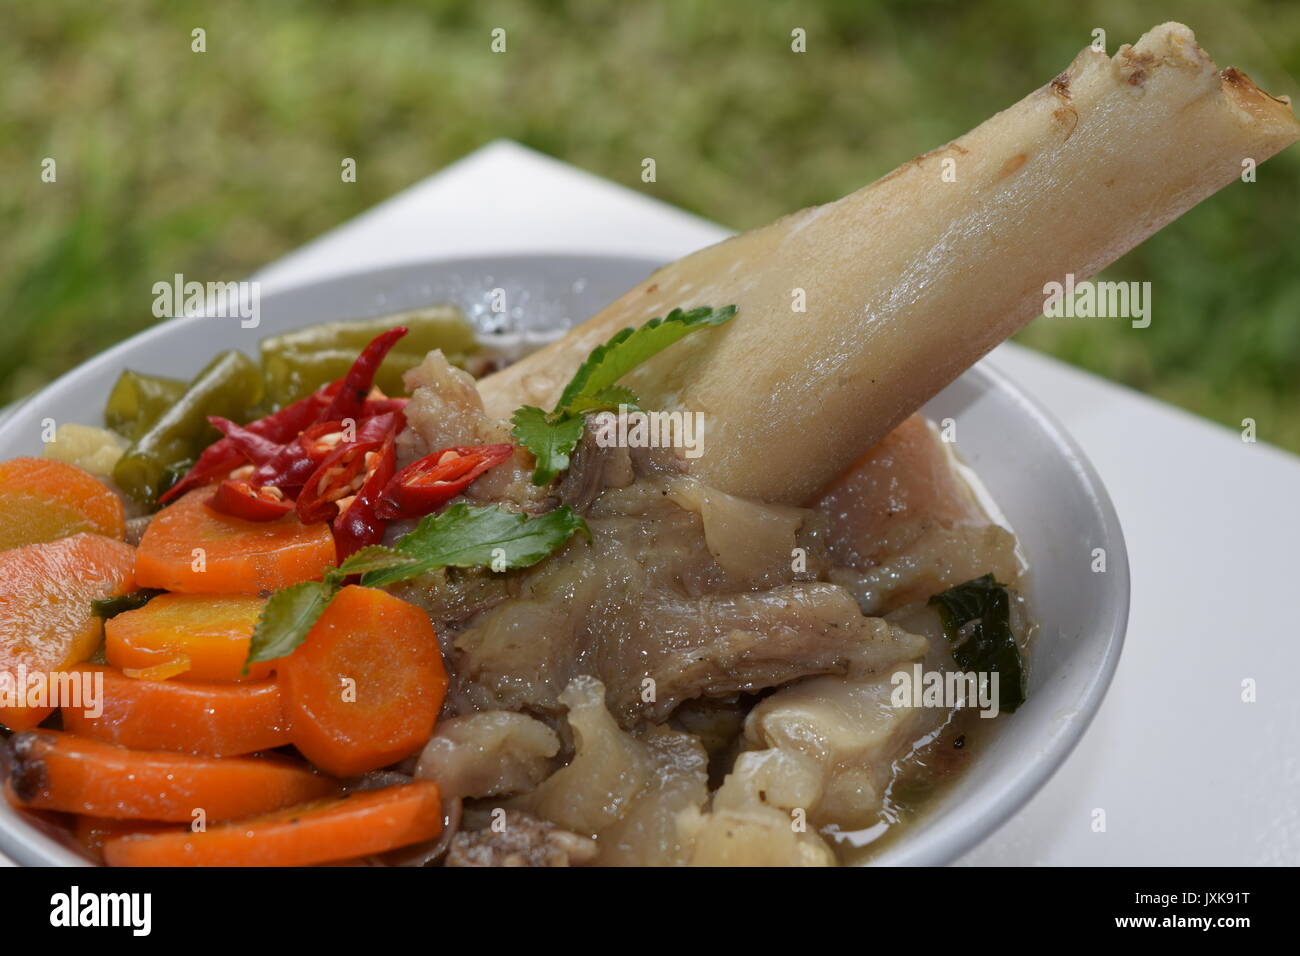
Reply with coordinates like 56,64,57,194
0,252,1129,867
873,358,1130,866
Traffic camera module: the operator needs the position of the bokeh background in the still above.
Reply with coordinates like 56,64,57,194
4,0,1298,448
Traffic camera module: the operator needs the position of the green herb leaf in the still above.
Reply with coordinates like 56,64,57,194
928,574,1027,713
246,579,337,667
330,544,420,583
91,588,164,619
511,305,737,485
361,502,590,588
511,405,586,486
244,505,588,670
929,574,998,639
565,384,641,415
556,305,736,410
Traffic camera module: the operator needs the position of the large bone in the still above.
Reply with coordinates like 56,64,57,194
479,23,1298,504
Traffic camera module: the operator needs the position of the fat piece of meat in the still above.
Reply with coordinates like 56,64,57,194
445,479,925,726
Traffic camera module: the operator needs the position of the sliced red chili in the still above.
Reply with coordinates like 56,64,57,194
207,417,286,466
159,383,335,503
360,396,409,418
295,411,405,524
320,326,408,425
207,478,294,521
160,329,408,506
333,435,398,560
157,446,243,504
251,420,354,490
265,380,338,437
375,444,514,520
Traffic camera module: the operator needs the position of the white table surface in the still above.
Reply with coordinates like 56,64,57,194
7,140,1293,866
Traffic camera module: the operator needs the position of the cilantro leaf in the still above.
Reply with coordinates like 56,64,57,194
555,305,736,410
330,544,419,583
511,406,586,486
245,504,588,668
928,574,1027,713
565,384,641,415
246,579,337,666
512,304,737,485
361,502,590,588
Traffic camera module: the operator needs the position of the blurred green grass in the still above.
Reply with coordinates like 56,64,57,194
3,0,1298,449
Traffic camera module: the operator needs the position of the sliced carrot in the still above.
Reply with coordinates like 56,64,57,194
103,781,443,867
0,703,54,733
135,489,336,596
0,457,126,550
0,534,136,731
105,593,273,681
5,730,336,821
61,664,291,756
75,816,181,864
122,657,192,681
280,586,447,777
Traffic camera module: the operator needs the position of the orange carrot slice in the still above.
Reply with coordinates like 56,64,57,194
135,489,336,596
0,705,51,733
0,534,136,731
5,730,336,821
62,665,291,756
0,457,126,550
122,657,192,681
280,586,447,777
75,816,181,863
103,781,443,867
105,593,273,681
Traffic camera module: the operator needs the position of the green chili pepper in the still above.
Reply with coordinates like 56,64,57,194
112,350,263,504
103,370,188,440
157,457,197,500
258,307,479,407
261,306,477,355
261,348,437,408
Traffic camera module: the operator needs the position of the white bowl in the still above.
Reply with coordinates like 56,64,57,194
0,254,1129,866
